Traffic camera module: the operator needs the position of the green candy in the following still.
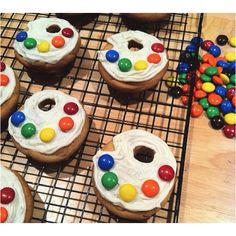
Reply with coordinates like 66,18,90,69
177,73,187,80
21,123,36,138
207,106,220,119
200,74,212,82
226,83,235,89
205,66,218,76
118,58,132,72
199,98,209,110
101,172,118,190
230,74,236,85
179,78,187,84
198,55,202,62
24,38,37,49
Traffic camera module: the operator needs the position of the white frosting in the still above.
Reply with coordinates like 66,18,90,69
13,18,79,64
8,90,86,154
93,129,176,212
0,165,26,223
0,64,16,106
97,30,168,82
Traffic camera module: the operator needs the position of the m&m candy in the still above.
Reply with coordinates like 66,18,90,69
201,40,214,51
158,165,175,181
0,74,9,86
101,172,118,190
220,100,234,114
191,103,203,117
199,97,210,110
169,86,183,98
11,111,26,127
134,60,148,71
230,74,236,85
208,93,222,106
0,207,8,223
147,53,161,64
64,102,79,115
52,36,65,48
37,40,50,53
0,187,15,204
202,82,215,93
105,50,119,63
119,183,137,202
16,31,28,42
229,36,236,47
191,36,203,46
151,43,164,53
210,116,225,130
224,113,236,125
208,45,221,57
223,124,236,138
24,38,37,49
220,74,230,85
215,85,227,97
39,128,56,142
216,35,228,46
98,154,114,171
225,52,236,62
0,61,6,72
62,28,74,38
141,179,160,198
21,123,36,138
177,62,189,73
186,44,197,53
59,117,74,132
226,88,236,100
205,66,218,76
206,106,220,119
118,58,132,72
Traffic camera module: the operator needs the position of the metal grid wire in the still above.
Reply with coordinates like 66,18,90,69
1,13,203,223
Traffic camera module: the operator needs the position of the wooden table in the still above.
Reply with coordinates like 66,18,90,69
179,13,235,223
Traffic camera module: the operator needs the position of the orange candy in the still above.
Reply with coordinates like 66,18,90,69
141,179,160,198
52,36,65,48
195,80,203,90
212,75,223,85
215,56,226,63
202,53,216,66
191,103,203,117
194,90,207,99
181,95,192,105
182,84,190,93
232,96,236,107
0,74,9,86
208,93,223,106
216,66,223,75
196,70,201,78
0,207,8,223
199,63,211,74
147,53,161,64
59,116,74,132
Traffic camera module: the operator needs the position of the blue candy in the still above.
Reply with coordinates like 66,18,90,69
98,154,114,171
177,62,190,73
228,61,236,73
208,45,221,57
191,37,203,46
105,50,119,63
11,111,26,127
16,31,28,42
217,60,230,70
215,86,227,97
220,100,234,114
186,44,197,53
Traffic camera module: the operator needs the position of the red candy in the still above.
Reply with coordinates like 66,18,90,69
0,187,15,204
208,93,222,106
223,125,236,138
191,103,203,117
182,84,190,94
0,207,8,223
181,96,189,105
226,88,236,100
195,80,203,90
158,165,175,181
232,96,236,107
147,53,161,64
0,61,6,72
201,40,214,51
63,102,79,115
151,43,164,53
0,74,9,86
141,179,160,198
62,28,74,38
59,117,74,132
52,36,65,48
194,90,207,99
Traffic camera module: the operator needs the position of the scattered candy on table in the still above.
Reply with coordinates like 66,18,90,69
229,36,236,47
216,35,228,46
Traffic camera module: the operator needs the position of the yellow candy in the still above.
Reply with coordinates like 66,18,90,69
225,51,236,62
229,36,236,47
134,60,148,71
224,113,236,125
202,82,215,93
37,40,50,53
39,128,55,142
220,74,230,85
165,76,179,87
119,183,137,202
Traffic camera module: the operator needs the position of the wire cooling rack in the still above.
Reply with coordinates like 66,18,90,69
1,13,204,223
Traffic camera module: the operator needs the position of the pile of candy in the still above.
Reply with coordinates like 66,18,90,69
167,35,236,138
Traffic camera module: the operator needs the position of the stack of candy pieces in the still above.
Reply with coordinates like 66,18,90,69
167,35,236,138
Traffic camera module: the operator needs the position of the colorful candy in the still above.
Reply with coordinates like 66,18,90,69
98,154,114,171
220,100,234,114
0,74,9,86
200,74,211,82
52,36,65,48
206,106,220,119
21,123,36,138
202,82,215,93
226,88,236,100
16,31,28,42
177,62,189,73
24,38,37,49
158,165,175,181
59,117,74,132
210,116,225,130
118,58,132,72
230,74,236,85
191,103,203,117
208,45,221,57
208,93,222,106
37,40,50,53
105,50,119,63
201,40,214,51
220,73,230,84
62,28,74,38
169,86,183,98
101,172,118,190
0,61,6,72
0,207,8,223
39,128,56,142
205,66,218,76
0,187,15,204
194,90,207,99
224,113,236,125
119,183,137,202
151,43,164,53
225,51,236,62
216,35,228,46
147,53,161,64
191,36,203,46
199,98,210,110
229,36,236,47
63,102,79,115
141,179,160,198
134,60,148,71
11,111,26,127
223,124,236,138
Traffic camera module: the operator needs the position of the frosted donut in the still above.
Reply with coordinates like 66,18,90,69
8,90,89,163
0,165,33,223
92,129,176,220
97,30,169,93
0,61,20,122
13,18,81,79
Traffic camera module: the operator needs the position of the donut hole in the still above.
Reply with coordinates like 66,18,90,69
128,40,143,51
38,99,56,111
133,146,155,163
46,24,61,33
